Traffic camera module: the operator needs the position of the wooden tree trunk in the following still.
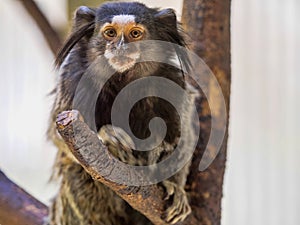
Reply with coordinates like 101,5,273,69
181,0,231,224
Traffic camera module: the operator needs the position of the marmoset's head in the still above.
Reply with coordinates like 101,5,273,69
56,2,187,73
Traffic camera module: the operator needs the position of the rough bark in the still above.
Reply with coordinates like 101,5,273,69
56,110,169,225
181,0,231,224
0,170,48,225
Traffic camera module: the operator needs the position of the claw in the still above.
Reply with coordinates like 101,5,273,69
163,181,175,200
119,186,141,195
98,125,138,164
162,180,191,224
99,125,135,151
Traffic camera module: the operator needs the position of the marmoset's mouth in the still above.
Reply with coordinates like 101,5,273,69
111,55,134,64
110,56,136,73
105,50,140,73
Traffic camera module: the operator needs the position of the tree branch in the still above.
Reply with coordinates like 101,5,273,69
56,110,175,225
0,170,48,225
19,0,62,55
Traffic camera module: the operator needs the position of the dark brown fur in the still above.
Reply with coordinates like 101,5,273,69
48,2,196,225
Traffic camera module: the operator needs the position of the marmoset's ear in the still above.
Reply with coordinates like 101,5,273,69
74,6,96,28
154,8,177,28
55,6,96,67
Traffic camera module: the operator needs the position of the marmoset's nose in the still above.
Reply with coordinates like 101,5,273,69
117,35,125,49
112,35,129,55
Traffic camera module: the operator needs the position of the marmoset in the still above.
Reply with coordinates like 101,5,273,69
48,2,197,225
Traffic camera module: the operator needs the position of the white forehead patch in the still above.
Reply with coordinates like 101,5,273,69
112,15,136,24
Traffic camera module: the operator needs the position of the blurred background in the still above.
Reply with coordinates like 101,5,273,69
0,0,299,224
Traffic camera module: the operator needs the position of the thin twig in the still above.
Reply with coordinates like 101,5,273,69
19,0,62,55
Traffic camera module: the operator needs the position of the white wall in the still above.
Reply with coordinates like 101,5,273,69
0,0,63,204
224,0,300,224
0,0,299,224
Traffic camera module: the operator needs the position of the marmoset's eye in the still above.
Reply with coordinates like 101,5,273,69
129,28,144,39
103,28,117,39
